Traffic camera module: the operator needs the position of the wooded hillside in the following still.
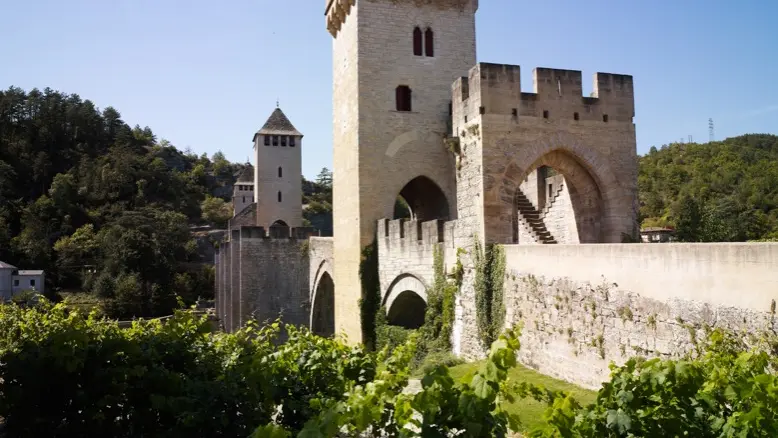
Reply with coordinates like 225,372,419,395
639,134,778,242
0,87,249,316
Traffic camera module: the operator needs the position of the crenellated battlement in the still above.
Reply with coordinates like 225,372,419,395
377,218,458,245
236,225,318,240
452,63,634,131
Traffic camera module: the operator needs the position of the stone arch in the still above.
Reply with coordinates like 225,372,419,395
493,135,627,244
383,274,427,329
310,271,335,337
512,150,603,243
272,219,288,227
391,176,451,222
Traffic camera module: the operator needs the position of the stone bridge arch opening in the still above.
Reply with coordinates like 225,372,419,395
393,176,451,221
311,272,335,337
383,274,428,329
508,149,606,244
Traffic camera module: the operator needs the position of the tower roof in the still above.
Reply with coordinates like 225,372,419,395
256,108,302,137
236,164,254,183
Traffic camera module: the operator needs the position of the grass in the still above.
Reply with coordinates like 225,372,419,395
448,360,597,432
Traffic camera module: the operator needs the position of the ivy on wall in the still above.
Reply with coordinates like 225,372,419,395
473,238,506,348
418,245,460,353
374,244,464,371
358,239,380,352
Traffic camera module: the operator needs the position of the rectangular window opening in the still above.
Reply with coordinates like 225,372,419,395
281,136,287,146
264,135,270,146
543,110,549,119
574,112,579,121
290,136,296,147
603,114,609,123
395,85,412,112
272,135,279,146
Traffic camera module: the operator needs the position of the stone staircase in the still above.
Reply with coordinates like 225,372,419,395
540,181,565,222
515,190,557,244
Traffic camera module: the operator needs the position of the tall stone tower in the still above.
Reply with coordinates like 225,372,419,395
325,0,478,342
232,164,255,217
252,107,304,229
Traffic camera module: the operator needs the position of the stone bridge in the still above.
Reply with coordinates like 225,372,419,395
309,237,335,337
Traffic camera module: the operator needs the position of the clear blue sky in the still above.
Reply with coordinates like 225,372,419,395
2,0,776,179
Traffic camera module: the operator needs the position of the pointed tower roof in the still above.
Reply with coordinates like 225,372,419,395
255,108,302,138
236,164,254,183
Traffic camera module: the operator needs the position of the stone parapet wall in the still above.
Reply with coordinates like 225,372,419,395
214,226,316,334
377,218,461,302
451,243,778,388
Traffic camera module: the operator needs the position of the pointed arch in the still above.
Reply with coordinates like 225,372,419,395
413,27,423,56
424,28,434,57
394,176,450,221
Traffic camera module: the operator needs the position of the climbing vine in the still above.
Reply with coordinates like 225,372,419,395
359,238,381,351
474,237,506,348
417,245,460,354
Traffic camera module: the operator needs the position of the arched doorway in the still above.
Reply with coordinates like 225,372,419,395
271,220,289,227
383,274,428,329
386,291,426,329
509,150,604,244
393,176,450,221
311,272,335,337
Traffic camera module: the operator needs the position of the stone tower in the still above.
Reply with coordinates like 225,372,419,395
252,107,304,229
232,164,255,217
325,0,478,341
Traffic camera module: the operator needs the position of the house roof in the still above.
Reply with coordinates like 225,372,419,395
0,261,18,270
254,108,303,139
17,270,44,276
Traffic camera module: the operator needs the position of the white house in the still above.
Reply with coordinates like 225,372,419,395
0,261,45,300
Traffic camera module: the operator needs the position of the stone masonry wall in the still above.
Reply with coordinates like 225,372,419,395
330,0,477,343
542,176,579,244
452,63,638,245
215,226,315,334
309,237,334,301
459,243,778,389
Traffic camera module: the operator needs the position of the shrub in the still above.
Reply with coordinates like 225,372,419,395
530,328,778,437
416,350,464,376
262,327,525,437
0,300,376,438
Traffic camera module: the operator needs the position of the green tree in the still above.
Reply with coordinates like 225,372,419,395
201,194,233,227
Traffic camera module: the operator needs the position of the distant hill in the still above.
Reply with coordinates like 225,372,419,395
0,86,247,316
639,134,778,242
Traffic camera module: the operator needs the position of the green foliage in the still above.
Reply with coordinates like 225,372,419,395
474,238,507,348
302,168,333,236
414,244,460,360
639,134,778,241
375,244,462,372
375,306,413,353
529,328,778,437
0,301,377,438
201,194,233,227
359,239,381,351
266,327,525,437
0,86,242,314
394,196,412,219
